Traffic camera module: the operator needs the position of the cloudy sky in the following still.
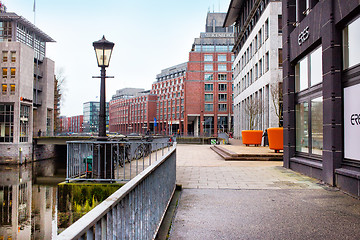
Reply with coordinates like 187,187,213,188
4,0,231,116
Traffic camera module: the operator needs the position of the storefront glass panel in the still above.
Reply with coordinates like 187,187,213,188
296,102,309,153
311,97,323,155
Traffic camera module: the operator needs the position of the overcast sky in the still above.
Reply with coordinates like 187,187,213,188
4,0,231,116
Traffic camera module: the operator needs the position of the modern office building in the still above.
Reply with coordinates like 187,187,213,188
0,8,55,163
109,90,157,134
109,12,234,137
282,0,360,197
224,0,283,139
184,12,234,136
152,63,186,135
82,101,109,133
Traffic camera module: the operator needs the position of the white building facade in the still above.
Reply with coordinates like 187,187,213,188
229,0,282,138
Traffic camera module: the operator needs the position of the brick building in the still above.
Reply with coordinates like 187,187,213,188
109,90,157,134
109,12,234,137
184,13,234,136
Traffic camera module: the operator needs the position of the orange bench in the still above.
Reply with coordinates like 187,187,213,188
242,130,263,146
267,127,283,153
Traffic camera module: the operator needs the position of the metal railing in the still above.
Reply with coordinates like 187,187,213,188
66,137,173,182
58,143,176,240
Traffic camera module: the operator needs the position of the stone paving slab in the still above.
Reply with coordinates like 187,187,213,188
170,144,360,239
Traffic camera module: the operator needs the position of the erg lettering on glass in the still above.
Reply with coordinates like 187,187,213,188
351,114,360,125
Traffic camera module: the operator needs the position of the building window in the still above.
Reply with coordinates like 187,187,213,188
296,97,323,156
343,16,360,69
218,55,226,62
295,46,322,92
218,74,227,81
194,45,201,52
2,84,7,94
205,94,213,102
218,104,227,112
10,68,15,78
265,52,269,72
10,84,15,94
265,19,269,39
10,51,16,62
218,64,227,71
205,104,213,112
278,15,282,34
0,104,14,142
218,84,227,92
278,49,283,68
2,68,7,79
205,74,213,81
2,51,7,62
259,59,263,76
204,64,213,71
20,105,30,142
218,93,227,102
205,84,213,91
216,46,228,52
203,46,215,52
204,55,213,61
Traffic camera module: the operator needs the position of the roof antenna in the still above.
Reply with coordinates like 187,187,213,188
33,0,36,24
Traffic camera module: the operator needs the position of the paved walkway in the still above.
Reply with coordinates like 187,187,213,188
170,144,360,240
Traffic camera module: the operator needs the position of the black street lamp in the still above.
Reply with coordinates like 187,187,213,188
93,35,114,139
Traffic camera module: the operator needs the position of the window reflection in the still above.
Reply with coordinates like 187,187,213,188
311,97,323,155
310,47,322,86
296,102,309,153
343,16,360,69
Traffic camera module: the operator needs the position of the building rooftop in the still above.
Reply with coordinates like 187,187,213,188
0,12,55,42
223,0,245,27
156,62,187,80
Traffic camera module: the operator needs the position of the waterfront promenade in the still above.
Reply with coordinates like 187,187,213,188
170,141,360,239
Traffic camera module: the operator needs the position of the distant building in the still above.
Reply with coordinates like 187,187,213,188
112,88,145,100
184,12,234,136
224,0,283,138
109,12,234,137
152,63,186,135
109,89,157,134
83,101,109,133
0,8,55,162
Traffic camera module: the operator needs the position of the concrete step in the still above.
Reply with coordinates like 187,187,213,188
210,145,283,161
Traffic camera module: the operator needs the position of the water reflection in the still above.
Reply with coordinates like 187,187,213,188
0,159,64,240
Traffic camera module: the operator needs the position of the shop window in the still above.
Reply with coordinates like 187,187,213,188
0,104,14,142
296,97,323,156
295,46,322,92
343,16,360,69
20,105,30,142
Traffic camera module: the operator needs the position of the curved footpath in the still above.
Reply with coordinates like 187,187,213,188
169,142,360,240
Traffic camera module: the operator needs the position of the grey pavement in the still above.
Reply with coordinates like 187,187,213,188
169,144,360,240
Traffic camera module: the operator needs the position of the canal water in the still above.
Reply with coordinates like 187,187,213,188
0,158,121,239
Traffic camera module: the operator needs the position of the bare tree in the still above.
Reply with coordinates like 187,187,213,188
244,96,263,130
54,68,66,133
270,82,283,127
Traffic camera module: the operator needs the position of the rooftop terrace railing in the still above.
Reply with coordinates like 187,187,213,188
58,142,176,239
